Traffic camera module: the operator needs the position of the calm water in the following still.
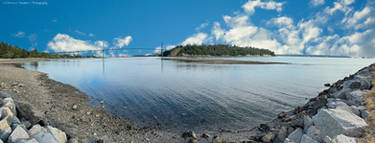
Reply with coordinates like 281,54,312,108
23,56,374,131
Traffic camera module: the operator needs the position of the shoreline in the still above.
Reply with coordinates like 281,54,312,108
0,58,374,143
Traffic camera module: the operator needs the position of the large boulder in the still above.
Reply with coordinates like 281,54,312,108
8,125,30,143
33,132,59,143
344,90,366,106
315,108,367,138
287,128,303,143
46,126,67,143
300,134,318,143
305,126,322,142
303,116,313,133
332,134,357,143
15,138,39,143
0,118,12,141
3,98,16,115
28,124,45,137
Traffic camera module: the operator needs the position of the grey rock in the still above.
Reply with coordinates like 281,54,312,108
181,131,197,139
344,90,366,106
28,125,46,137
315,108,367,138
212,135,225,143
3,98,17,115
33,132,58,143
67,138,78,143
360,110,369,118
332,134,357,143
201,133,210,138
300,134,318,143
8,125,30,143
22,121,32,129
46,126,67,143
323,136,333,143
71,105,78,110
303,116,313,133
15,138,39,143
305,126,322,142
0,118,12,141
287,128,303,143
284,138,296,143
261,132,275,143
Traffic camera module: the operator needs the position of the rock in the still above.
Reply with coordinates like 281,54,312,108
71,105,78,110
287,128,303,143
305,126,322,142
0,92,11,98
279,112,286,118
350,106,365,116
333,88,352,99
277,126,288,142
332,134,357,143
345,90,365,106
303,116,313,133
284,138,296,143
22,121,31,129
187,138,197,143
0,118,12,141
46,126,67,143
3,98,16,115
33,132,59,143
323,136,333,143
262,132,275,143
360,110,369,118
11,116,22,130
100,100,104,104
212,135,225,143
181,131,197,139
67,138,79,143
201,133,210,138
8,125,30,143
324,83,331,87
15,138,39,143
349,81,361,89
300,134,318,143
28,124,46,137
1,107,15,124
315,108,368,138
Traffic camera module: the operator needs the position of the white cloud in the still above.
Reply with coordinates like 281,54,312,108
47,33,106,52
181,33,209,45
12,31,25,38
310,0,325,7
268,16,294,28
195,22,209,31
114,36,132,48
212,22,225,41
88,33,95,37
342,6,371,29
242,0,284,14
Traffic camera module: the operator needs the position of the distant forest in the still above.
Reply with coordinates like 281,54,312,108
0,42,88,58
162,45,275,56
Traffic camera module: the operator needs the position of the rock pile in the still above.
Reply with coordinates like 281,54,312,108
0,93,74,143
247,64,375,143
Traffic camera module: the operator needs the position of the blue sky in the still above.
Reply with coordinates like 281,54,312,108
1,0,374,57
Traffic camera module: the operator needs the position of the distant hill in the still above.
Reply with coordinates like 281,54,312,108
0,42,87,58
162,45,275,57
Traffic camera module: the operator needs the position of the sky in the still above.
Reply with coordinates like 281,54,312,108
0,0,374,57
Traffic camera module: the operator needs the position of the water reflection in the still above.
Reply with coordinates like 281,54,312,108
23,57,375,131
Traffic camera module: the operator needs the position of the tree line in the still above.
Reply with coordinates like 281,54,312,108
162,44,275,56
0,42,90,58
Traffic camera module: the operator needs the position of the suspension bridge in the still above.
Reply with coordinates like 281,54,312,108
51,43,167,57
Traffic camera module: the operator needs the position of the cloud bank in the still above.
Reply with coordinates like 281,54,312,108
47,33,133,54
179,0,375,57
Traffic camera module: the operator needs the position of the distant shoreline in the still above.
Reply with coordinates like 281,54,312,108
163,57,288,64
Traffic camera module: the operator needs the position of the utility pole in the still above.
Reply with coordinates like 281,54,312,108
160,42,164,59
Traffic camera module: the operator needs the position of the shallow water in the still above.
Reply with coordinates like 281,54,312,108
23,56,374,131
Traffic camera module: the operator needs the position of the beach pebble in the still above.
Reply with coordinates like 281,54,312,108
72,104,78,110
